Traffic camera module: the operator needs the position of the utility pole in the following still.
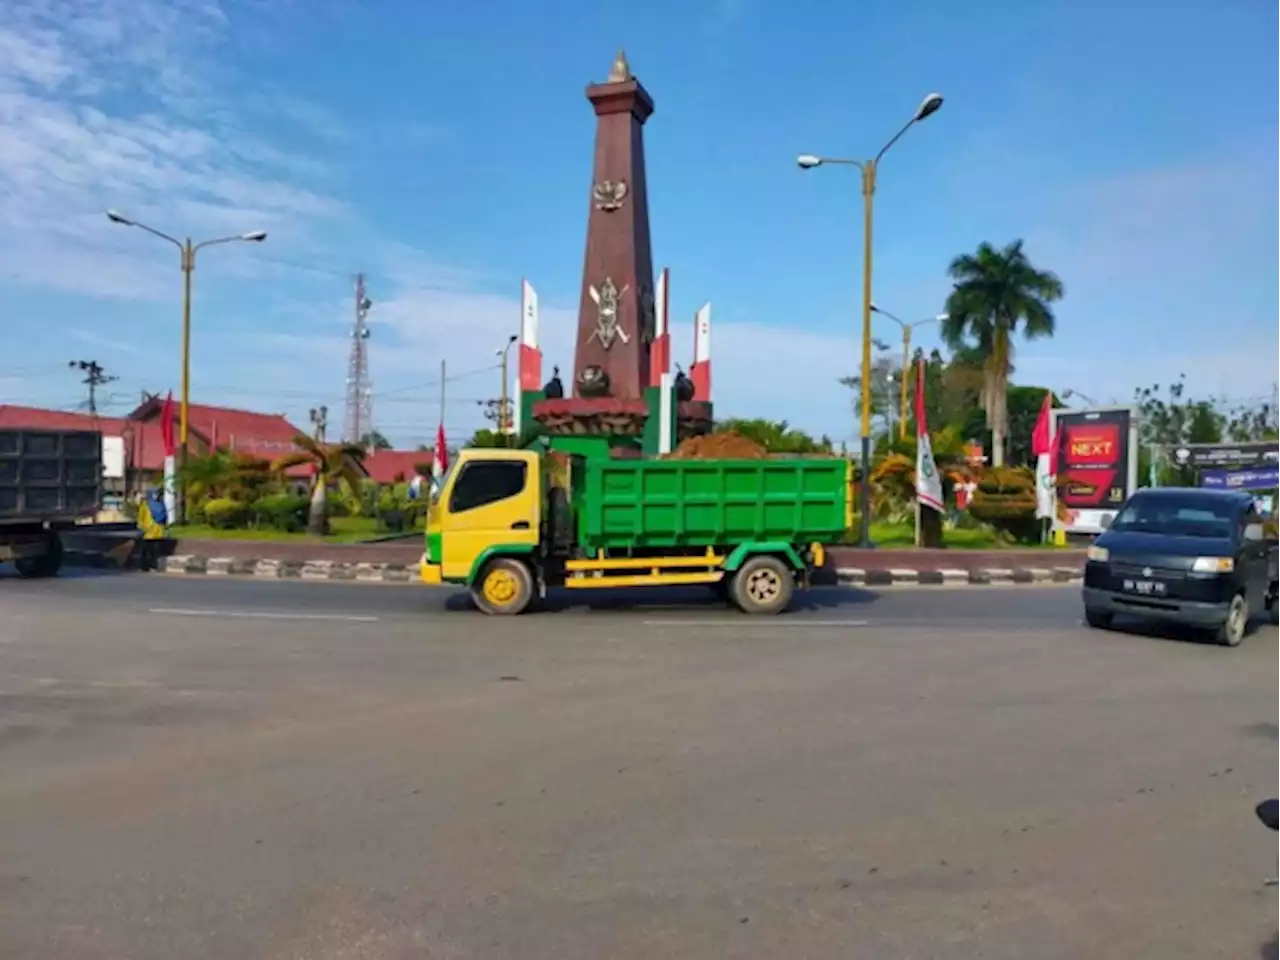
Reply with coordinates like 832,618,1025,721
343,274,373,444
68,360,117,415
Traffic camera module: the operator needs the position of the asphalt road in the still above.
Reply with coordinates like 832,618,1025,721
1,572,1276,959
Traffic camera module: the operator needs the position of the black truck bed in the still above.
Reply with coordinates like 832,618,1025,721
0,429,103,524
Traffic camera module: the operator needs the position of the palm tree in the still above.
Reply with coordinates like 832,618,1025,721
272,435,367,536
942,240,1063,466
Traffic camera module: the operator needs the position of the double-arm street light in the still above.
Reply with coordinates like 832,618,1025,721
497,334,519,443
797,91,944,548
105,209,267,523
871,303,949,440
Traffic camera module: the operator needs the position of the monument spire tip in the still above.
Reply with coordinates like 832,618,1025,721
607,49,631,83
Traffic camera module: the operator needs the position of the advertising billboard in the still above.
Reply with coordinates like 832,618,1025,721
1050,406,1139,534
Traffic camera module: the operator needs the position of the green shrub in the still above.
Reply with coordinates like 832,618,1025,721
252,492,309,532
203,497,251,530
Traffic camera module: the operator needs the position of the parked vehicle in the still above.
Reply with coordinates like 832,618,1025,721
1081,487,1278,646
420,448,852,615
0,429,103,578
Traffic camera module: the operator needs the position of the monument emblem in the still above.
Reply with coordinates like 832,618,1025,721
592,180,628,211
587,278,630,349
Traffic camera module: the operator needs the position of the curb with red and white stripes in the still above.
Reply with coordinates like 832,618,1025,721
149,554,1083,587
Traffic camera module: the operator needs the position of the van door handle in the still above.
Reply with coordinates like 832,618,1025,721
510,521,530,530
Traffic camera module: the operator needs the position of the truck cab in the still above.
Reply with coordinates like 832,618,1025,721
422,448,542,587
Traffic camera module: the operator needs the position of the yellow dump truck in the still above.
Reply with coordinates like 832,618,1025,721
420,448,854,615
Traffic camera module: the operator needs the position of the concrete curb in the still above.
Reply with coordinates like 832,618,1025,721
151,554,1081,587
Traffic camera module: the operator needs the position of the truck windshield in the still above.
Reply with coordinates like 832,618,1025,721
1110,496,1235,539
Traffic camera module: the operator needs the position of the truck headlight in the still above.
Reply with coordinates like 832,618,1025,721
1086,545,1109,563
1191,556,1233,573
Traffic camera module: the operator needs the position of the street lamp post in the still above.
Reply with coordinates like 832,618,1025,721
871,304,949,440
105,210,266,523
797,92,944,548
1062,388,1099,408
497,334,518,445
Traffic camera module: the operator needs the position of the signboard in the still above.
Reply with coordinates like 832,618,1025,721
1050,406,1139,534
1172,441,1278,469
1200,465,1280,490
101,435,125,479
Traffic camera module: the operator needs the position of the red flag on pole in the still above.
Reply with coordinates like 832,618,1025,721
160,391,176,457
432,422,448,482
914,357,944,512
1031,392,1053,457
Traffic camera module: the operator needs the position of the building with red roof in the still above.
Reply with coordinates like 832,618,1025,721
360,449,433,485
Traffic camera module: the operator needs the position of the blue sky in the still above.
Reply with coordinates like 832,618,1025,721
1,0,1276,448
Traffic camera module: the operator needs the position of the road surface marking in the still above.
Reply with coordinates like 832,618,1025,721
641,619,869,628
149,608,380,623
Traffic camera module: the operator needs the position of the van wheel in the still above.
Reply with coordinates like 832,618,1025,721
1084,607,1112,629
471,558,534,616
731,556,794,615
1213,593,1247,647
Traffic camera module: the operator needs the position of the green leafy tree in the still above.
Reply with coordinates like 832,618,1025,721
1135,376,1225,486
272,435,367,536
942,240,1064,467
466,428,507,448
714,418,833,454
361,430,392,451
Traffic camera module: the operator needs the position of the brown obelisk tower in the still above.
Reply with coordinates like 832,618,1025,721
572,51,656,401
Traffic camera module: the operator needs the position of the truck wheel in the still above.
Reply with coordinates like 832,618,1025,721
731,556,794,615
471,558,534,616
15,535,63,579
1212,593,1247,647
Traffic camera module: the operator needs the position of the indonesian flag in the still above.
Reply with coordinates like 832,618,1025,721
432,422,448,482
160,391,176,457
915,357,944,512
1032,391,1056,519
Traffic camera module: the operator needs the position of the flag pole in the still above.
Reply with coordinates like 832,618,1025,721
439,358,446,429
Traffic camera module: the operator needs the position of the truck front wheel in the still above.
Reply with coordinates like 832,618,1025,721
15,534,63,579
731,556,794,615
471,557,534,616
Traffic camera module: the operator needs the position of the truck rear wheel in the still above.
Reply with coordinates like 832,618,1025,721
471,557,534,616
731,556,793,615
15,534,63,579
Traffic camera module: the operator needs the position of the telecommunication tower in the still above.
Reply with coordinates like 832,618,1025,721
343,273,374,444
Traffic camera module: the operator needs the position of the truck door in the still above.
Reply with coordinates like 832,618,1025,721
439,455,540,581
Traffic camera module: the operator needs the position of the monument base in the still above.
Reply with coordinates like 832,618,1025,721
524,388,712,459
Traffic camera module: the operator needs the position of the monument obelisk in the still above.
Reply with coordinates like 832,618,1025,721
571,50,656,400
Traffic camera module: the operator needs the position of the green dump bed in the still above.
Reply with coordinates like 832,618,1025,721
572,457,852,551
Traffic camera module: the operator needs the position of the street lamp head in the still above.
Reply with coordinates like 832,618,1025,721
105,209,133,226
870,301,882,313
796,154,823,170
914,93,944,122
241,230,268,242
935,312,950,322
507,334,518,345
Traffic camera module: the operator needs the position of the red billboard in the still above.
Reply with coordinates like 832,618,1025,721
1052,407,1136,531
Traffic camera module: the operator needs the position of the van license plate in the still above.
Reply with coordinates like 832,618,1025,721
1123,579,1166,596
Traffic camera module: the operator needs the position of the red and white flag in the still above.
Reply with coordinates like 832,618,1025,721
1032,391,1056,519
160,391,176,457
432,422,449,483
914,358,944,513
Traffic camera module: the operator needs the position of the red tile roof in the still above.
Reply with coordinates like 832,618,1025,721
360,449,433,485
0,402,311,476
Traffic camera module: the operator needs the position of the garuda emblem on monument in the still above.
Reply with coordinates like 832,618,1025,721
588,277,630,350
592,180,628,212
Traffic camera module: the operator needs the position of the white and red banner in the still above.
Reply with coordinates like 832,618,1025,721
160,390,177,519
914,358,943,513
649,267,670,388
690,302,711,402
432,422,449,484
1031,391,1056,520
518,279,541,393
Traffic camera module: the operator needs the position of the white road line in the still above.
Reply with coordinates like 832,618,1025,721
641,619,870,628
148,608,380,623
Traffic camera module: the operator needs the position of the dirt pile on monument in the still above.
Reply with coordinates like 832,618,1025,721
664,432,768,460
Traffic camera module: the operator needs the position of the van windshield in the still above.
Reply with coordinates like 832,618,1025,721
1110,496,1236,539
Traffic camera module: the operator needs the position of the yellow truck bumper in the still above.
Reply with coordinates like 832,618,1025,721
420,557,443,585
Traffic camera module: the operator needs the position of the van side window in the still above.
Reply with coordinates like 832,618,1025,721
449,461,528,513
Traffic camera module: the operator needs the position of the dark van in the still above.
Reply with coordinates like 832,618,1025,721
1082,488,1278,646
